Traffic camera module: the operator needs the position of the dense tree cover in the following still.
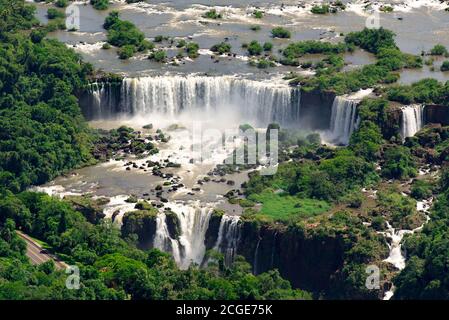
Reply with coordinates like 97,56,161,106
185,42,200,58
103,11,153,59
47,8,65,20
293,28,422,95
0,0,38,34
429,44,448,56
0,191,311,300
0,0,94,192
381,146,417,180
249,57,276,69
90,0,109,10
281,41,347,66
321,212,388,300
351,98,419,181
374,188,421,230
383,127,449,298
311,1,345,14
242,117,385,215
350,120,383,161
410,179,433,200
247,41,263,56
54,0,69,8
210,42,232,55
245,148,377,206
149,50,167,63
299,62,396,95
344,28,397,54
263,42,273,51
386,78,449,105
271,27,291,39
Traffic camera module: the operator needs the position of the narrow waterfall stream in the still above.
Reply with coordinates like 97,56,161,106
381,198,433,300
214,215,242,266
154,213,182,264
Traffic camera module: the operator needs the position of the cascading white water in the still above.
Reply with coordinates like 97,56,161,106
328,96,359,145
88,75,301,126
381,197,433,300
214,215,241,266
102,195,138,226
154,213,183,264
400,105,424,140
153,201,213,269
382,221,411,271
88,82,120,119
326,89,374,145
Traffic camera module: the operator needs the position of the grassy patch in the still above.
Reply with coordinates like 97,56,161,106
248,189,330,220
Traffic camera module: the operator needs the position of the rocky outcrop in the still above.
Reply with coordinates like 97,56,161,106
121,202,158,249
78,80,122,120
379,103,449,142
424,104,449,126
298,89,336,130
165,210,181,240
237,220,345,295
64,195,108,224
204,209,224,250
385,104,402,140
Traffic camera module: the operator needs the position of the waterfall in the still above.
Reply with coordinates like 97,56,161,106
214,215,241,266
253,238,261,274
154,213,182,264
381,221,410,271
102,195,138,226
381,197,433,300
87,75,301,126
400,105,424,140
153,201,213,269
86,82,120,119
328,96,359,145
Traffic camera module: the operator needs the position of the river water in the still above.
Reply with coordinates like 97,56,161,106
31,0,449,82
